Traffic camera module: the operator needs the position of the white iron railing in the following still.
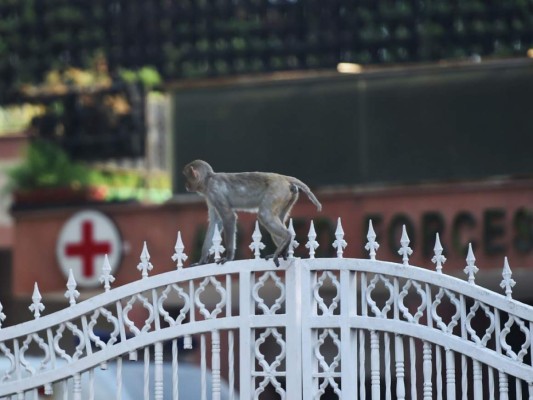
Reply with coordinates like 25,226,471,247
0,219,532,399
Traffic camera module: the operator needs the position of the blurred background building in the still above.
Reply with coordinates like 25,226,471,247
1,0,533,326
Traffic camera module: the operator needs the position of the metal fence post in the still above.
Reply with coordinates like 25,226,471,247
239,269,253,400
286,259,303,399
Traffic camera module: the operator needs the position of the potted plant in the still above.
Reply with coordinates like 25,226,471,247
6,139,107,208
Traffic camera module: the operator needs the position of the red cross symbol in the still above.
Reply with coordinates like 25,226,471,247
65,220,112,277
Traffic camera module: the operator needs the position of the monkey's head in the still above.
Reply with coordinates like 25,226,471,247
183,160,214,193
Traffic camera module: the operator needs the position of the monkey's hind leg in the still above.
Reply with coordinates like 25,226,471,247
279,185,299,225
262,229,291,267
264,186,298,264
258,188,295,267
264,233,290,265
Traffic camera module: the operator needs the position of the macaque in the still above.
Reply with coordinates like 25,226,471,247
183,160,322,267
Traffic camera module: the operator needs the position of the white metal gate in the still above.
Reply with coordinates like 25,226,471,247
0,220,532,399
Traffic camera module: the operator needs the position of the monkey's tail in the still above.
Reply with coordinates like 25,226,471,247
288,177,322,212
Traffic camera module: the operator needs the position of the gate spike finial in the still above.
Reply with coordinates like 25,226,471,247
287,218,299,259
332,218,347,258
172,231,188,269
0,301,6,328
29,283,45,319
209,224,225,262
464,243,479,284
365,220,380,260
397,225,413,266
99,254,115,292
305,220,319,259
431,233,447,273
137,241,154,278
249,221,266,259
65,269,80,306
500,257,516,299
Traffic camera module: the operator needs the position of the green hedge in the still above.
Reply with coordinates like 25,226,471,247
1,0,532,103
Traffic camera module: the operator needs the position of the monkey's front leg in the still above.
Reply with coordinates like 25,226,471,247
190,254,216,267
198,206,222,265
216,209,237,264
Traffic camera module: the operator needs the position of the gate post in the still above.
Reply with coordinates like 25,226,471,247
286,259,303,398
239,269,253,399
300,260,314,399
341,268,358,397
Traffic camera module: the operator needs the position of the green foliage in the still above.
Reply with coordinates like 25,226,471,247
118,69,138,84
0,0,531,103
119,67,162,89
4,140,172,203
6,140,93,191
5,140,172,203
138,67,162,88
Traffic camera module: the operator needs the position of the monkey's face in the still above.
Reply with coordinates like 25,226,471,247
183,164,201,192
183,168,195,192
183,160,213,193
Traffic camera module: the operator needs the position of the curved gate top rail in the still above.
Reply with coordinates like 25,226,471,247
0,219,532,400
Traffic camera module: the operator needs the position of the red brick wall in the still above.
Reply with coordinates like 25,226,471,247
11,178,533,297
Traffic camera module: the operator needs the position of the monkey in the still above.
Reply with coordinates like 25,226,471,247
183,160,322,267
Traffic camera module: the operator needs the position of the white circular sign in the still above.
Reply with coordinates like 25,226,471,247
56,210,122,288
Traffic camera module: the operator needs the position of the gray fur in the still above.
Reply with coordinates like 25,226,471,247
183,160,322,266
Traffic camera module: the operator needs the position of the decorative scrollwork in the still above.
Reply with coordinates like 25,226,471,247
465,301,495,347
431,288,461,334
88,307,120,351
255,328,286,374
158,284,191,326
249,221,266,259
172,231,188,269
19,333,50,376
367,274,394,318
313,271,340,316
1,243,533,400
253,272,285,316
365,219,380,260
0,342,15,382
53,321,85,363
254,376,285,400
194,276,227,320
314,329,342,398
287,219,299,259
254,328,286,400
500,315,531,362
398,279,427,323
305,221,319,259
123,294,156,336
398,225,413,266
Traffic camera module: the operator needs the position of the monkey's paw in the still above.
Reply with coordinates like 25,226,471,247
190,256,212,267
216,257,227,265
264,254,281,267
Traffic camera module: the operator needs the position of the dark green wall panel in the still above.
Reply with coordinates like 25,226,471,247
172,61,533,193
